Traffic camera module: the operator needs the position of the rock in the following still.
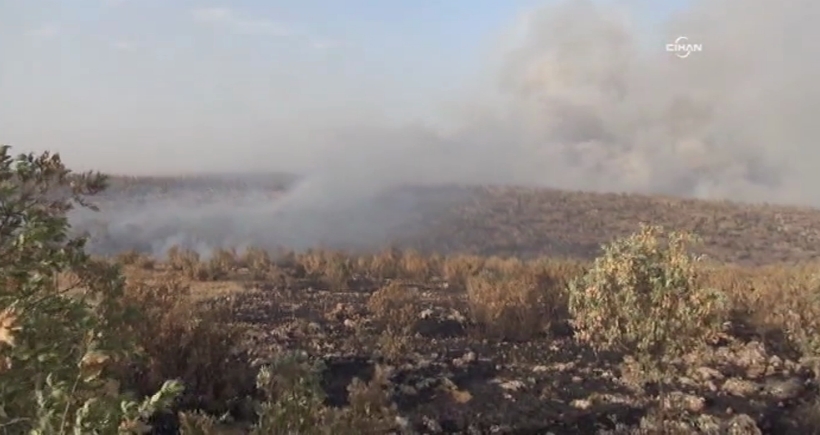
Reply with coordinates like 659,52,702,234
450,388,473,404
419,308,434,319
763,376,807,401
498,379,525,392
662,391,706,413
695,366,724,382
737,341,768,379
532,365,549,373
725,414,762,435
453,351,476,368
722,378,760,397
693,414,722,433
422,416,443,433
447,309,467,323
399,385,418,396
553,361,575,371
571,398,592,410
678,376,698,388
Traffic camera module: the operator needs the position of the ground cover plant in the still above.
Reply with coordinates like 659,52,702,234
6,145,820,433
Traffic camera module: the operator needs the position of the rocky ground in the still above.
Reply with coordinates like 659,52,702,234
182,269,819,434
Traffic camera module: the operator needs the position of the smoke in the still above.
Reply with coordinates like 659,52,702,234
71,0,820,256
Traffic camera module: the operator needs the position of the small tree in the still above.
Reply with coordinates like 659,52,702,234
567,224,728,383
0,145,180,433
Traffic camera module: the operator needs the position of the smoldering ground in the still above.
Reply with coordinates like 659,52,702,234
69,0,820,256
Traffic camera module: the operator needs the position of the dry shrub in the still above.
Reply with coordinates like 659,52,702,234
399,249,433,280
527,258,588,329
696,261,820,366
240,246,271,268
135,255,156,270
297,249,327,277
245,352,399,435
294,250,352,288
331,364,399,434
768,277,820,363
241,247,274,280
367,281,419,334
720,262,820,363
483,256,525,274
369,248,402,280
117,277,257,416
466,268,549,341
698,263,785,326
353,254,373,277
210,248,239,273
442,255,486,291
568,224,728,381
322,251,352,290
167,246,201,273
165,247,236,282
428,252,444,275
195,253,239,281
116,250,156,270
527,257,588,284
116,249,142,265
273,249,300,270
376,330,413,362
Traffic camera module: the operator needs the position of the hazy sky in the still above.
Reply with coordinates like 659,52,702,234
1,0,687,174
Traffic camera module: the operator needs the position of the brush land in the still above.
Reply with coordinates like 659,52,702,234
9,171,820,434
111,176,820,433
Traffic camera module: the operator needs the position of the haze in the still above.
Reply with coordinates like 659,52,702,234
2,0,819,255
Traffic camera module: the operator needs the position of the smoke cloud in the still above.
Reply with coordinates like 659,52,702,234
71,0,820,256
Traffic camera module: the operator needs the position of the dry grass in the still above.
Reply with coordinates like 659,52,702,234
466,267,547,341
115,276,257,417
366,281,420,334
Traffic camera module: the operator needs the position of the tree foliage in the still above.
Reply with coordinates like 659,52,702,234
0,145,180,434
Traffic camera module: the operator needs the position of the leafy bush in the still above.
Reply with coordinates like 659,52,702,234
0,146,180,433
567,224,728,380
179,352,399,435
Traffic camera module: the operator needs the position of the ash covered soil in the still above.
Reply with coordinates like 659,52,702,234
83,175,820,433
134,259,818,434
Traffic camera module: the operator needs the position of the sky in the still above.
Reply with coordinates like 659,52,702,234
0,0,688,175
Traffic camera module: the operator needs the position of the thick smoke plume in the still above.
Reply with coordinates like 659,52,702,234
71,0,820,256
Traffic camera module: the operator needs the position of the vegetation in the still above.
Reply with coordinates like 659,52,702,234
5,144,820,433
0,146,181,433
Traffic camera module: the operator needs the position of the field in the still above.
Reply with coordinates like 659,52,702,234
97,176,820,434
10,171,820,434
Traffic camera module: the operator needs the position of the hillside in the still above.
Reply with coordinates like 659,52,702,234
407,186,820,266
91,175,820,266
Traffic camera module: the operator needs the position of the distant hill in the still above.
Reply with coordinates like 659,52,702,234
78,175,820,266
400,186,820,266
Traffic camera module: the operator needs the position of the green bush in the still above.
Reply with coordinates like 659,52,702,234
567,224,728,380
179,352,400,435
0,146,180,433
